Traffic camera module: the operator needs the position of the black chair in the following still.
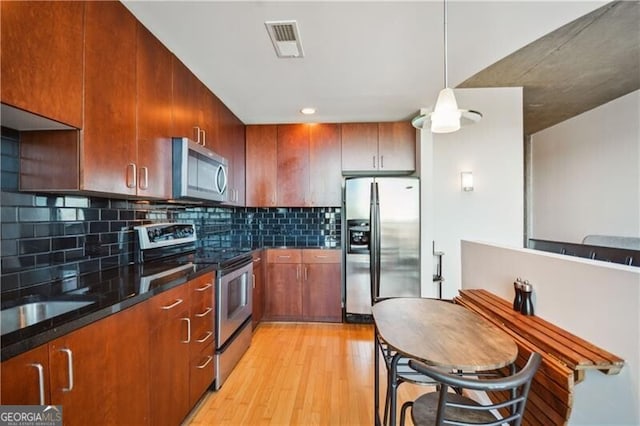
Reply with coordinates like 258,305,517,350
399,352,542,426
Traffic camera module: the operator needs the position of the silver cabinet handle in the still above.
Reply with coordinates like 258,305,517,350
196,355,213,369
200,128,206,147
161,298,183,310
126,163,137,188
181,318,191,343
193,126,201,144
139,166,149,190
372,156,376,169
252,273,256,289
195,283,212,292
296,265,300,280
196,331,213,343
315,255,329,258
381,155,384,169
253,257,261,263
304,266,308,281
60,348,74,392
195,307,213,318
29,363,45,404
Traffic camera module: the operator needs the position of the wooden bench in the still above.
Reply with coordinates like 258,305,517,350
454,289,624,426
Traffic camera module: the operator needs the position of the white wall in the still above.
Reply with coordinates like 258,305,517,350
420,87,524,299
530,90,640,243
461,240,640,425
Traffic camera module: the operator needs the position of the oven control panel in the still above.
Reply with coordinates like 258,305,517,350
135,223,197,250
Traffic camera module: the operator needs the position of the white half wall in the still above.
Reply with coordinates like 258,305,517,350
461,240,640,425
420,87,525,299
530,90,640,243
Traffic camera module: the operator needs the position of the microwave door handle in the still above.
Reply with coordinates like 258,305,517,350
217,165,228,195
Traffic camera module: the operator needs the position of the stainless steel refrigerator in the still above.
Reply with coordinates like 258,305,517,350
343,177,420,321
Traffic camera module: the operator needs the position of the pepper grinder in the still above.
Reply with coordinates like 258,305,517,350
520,280,534,316
512,278,523,311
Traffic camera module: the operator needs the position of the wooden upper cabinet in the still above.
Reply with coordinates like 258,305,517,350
309,124,342,206
246,125,278,207
341,123,379,172
172,57,201,141
82,1,137,195
0,1,84,128
277,124,310,207
341,121,415,174
136,23,173,199
378,121,416,172
218,101,246,206
199,81,218,149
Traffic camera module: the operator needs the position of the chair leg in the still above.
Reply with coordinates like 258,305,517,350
399,401,413,426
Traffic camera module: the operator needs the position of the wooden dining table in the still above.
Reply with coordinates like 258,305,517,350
372,297,518,426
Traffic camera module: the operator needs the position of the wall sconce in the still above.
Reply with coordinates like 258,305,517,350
461,171,474,192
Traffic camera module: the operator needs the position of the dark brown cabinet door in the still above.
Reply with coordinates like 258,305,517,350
1,1,84,127
309,124,342,206
199,82,218,149
136,23,173,199
246,125,278,207
218,101,246,206
265,263,303,320
1,344,51,405
252,252,264,329
149,284,191,426
378,121,416,172
277,124,310,206
303,263,342,322
172,56,201,141
49,302,150,426
341,123,379,172
82,1,137,195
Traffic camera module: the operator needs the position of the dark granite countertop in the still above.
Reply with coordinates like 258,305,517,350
0,262,215,361
1,246,340,361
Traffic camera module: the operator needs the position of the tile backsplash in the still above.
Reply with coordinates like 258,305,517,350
0,128,341,296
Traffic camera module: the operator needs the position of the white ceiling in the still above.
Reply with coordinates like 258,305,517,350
121,1,606,125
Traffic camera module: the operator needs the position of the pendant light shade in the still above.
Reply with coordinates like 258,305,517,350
412,0,482,133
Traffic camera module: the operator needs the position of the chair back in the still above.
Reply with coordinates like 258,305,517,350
408,352,542,426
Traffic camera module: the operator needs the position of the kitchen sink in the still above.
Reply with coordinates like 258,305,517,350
1,300,95,335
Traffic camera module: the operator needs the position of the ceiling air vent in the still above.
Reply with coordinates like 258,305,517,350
265,20,304,58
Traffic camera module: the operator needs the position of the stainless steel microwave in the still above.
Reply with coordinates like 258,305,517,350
172,137,228,203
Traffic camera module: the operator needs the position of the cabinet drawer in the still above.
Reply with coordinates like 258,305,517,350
189,341,214,406
302,249,341,263
267,249,302,263
190,272,215,310
150,284,189,321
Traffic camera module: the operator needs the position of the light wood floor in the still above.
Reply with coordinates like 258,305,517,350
186,322,430,426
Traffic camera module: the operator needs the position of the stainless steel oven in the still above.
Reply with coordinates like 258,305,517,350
215,259,253,389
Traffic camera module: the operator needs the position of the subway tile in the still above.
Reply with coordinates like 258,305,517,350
52,236,79,251
19,238,50,255
79,259,100,274
2,191,34,207
64,222,87,235
110,221,127,232
89,221,110,233
101,209,118,220
18,207,50,222
34,223,65,237
20,267,54,287
35,195,63,207
54,208,77,221
78,208,100,221
119,210,134,220
1,206,17,222
0,273,20,291
64,196,89,208
89,198,109,208
110,200,129,209
65,249,86,262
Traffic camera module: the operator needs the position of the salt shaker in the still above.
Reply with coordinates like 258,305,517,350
512,278,522,311
519,280,534,316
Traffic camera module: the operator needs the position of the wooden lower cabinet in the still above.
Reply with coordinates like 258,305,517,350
149,283,191,426
264,249,341,323
48,301,149,425
1,343,51,405
252,251,265,329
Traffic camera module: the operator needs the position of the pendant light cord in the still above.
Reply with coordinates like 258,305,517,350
443,0,449,88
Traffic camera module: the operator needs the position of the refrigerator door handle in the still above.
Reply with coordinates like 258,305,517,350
370,181,381,305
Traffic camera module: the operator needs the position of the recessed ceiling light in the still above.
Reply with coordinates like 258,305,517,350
300,107,316,115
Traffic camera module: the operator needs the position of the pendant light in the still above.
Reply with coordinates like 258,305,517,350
412,0,482,133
